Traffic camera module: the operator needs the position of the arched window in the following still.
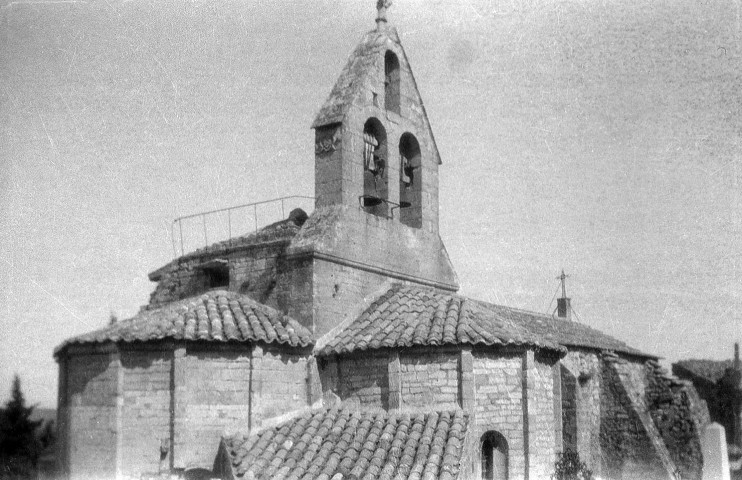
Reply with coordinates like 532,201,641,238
361,118,388,217
384,51,400,114
481,431,508,480
399,133,422,228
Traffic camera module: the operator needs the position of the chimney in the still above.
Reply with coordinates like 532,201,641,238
556,269,571,321
557,297,572,321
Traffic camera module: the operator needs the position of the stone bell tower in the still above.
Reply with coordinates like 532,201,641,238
287,2,458,336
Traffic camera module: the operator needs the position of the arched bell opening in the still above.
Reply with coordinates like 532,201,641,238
384,51,401,114
361,118,388,217
481,431,508,480
399,132,422,228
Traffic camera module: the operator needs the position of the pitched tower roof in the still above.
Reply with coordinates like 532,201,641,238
311,24,442,166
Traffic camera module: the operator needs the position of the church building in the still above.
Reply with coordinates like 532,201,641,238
55,4,710,480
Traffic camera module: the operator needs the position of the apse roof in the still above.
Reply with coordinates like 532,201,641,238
318,284,654,358
221,407,469,480
55,290,313,355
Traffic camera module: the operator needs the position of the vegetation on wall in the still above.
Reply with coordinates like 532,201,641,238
552,451,594,480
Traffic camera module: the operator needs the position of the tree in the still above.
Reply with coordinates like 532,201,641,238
0,375,42,479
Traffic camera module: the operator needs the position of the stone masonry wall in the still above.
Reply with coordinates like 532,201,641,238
561,351,602,474
60,343,313,479
473,350,525,479
528,353,557,480
399,350,459,409
600,353,675,480
335,353,389,409
178,344,310,469
148,242,293,310
179,347,251,469
644,359,709,480
120,350,172,478
312,258,397,337
64,353,119,480
148,240,316,333
250,345,310,425
272,256,313,331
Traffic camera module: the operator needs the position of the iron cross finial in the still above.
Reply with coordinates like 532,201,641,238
376,0,392,26
556,269,570,298
377,0,392,11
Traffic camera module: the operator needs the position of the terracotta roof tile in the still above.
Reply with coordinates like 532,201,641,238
223,408,469,480
56,290,313,354
318,284,653,358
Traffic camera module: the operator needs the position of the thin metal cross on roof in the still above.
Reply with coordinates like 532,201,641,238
376,0,392,24
557,269,569,298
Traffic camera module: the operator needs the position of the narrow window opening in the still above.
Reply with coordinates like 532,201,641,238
205,267,229,289
384,51,400,114
481,431,508,480
561,365,578,453
199,259,230,290
399,133,422,228
361,118,388,217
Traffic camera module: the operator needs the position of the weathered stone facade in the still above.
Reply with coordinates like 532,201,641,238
57,341,312,478
56,10,710,480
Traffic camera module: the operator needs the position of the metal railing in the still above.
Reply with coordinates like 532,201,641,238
170,195,315,258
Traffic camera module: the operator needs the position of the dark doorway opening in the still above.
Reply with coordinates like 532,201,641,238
481,431,508,480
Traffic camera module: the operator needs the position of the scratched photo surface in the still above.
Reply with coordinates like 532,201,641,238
1,0,739,408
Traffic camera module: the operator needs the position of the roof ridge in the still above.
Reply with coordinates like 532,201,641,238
314,280,399,354
317,283,652,358
393,283,559,321
398,284,646,347
56,290,313,354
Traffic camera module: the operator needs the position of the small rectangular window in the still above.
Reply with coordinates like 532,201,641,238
198,259,230,290
205,267,229,289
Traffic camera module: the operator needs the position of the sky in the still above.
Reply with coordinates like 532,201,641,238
0,0,740,408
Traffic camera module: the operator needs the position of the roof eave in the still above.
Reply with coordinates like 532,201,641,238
317,340,566,358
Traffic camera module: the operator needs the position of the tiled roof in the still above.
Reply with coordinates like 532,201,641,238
222,407,469,480
56,290,313,354
673,359,734,383
318,284,653,358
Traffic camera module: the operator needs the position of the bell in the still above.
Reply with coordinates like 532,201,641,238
362,169,384,207
398,201,412,208
360,195,383,207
